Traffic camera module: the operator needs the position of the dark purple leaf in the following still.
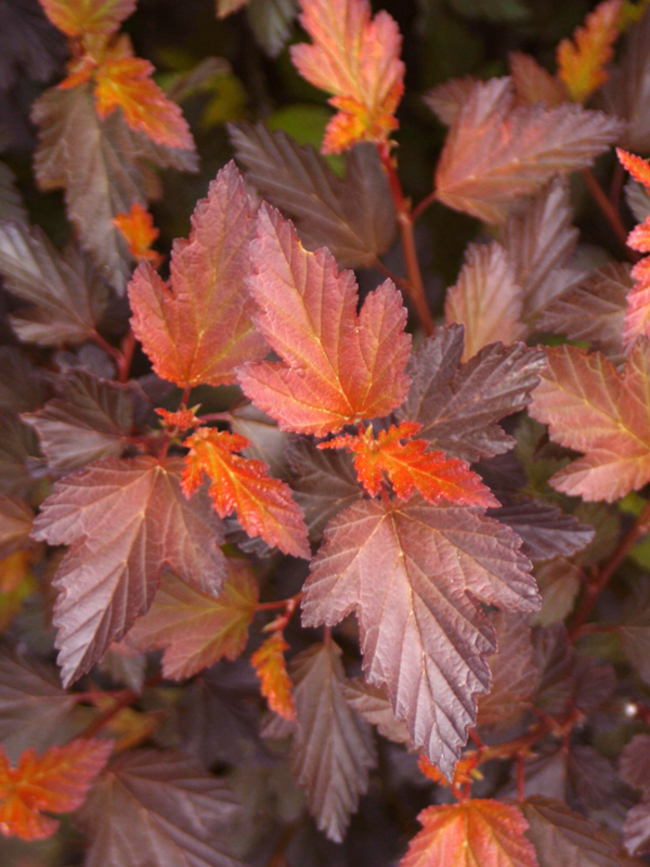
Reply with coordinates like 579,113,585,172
0,493,34,558
489,496,594,561
523,796,620,867
620,734,650,791
477,611,536,728
625,794,650,857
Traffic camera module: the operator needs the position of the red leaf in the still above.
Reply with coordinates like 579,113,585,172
302,496,538,776
237,204,411,436
434,77,625,223
95,54,195,151
129,162,267,388
31,455,228,685
0,739,112,841
529,340,650,502
508,52,567,107
319,421,497,506
112,201,161,266
182,427,310,559
127,563,258,680
290,0,404,153
399,799,538,867
557,0,623,104
39,0,136,37
618,148,650,192
251,631,296,721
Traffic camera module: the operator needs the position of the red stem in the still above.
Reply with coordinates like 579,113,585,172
412,189,438,223
90,331,125,369
118,329,136,383
582,168,640,262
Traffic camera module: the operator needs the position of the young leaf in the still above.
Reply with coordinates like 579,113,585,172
522,796,620,867
556,0,623,104
126,563,258,680
0,221,109,346
229,123,396,268
0,739,112,841
251,631,296,721
95,54,195,151
75,749,243,867
302,495,538,776
319,421,497,506
618,148,650,191
529,340,650,502
281,641,377,843
397,325,546,463
22,370,135,472
290,0,404,153
434,77,625,223
181,427,310,559
237,204,411,436
31,455,228,685
39,0,136,37
444,241,524,360
129,162,267,388
399,799,538,867
112,201,161,266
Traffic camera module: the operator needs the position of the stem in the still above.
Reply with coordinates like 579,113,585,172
373,257,411,292
75,673,163,741
377,145,435,336
117,329,136,383
196,412,233,424
90,331,125,369
412,189,437,223
582,168,640,262
180,386,191,409
568,497,650,640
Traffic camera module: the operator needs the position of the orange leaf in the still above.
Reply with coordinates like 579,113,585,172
319,422,497,507
417,754,480,788
0,740,112,841
557,0,623,103
95,54,194,150
290,0,404,153
628,217,650,254
39,0,136,37
181,427,310,559
155,407,201,431
618,148,650,192
399,799,538,867
112,202,162,266
251,631,296,721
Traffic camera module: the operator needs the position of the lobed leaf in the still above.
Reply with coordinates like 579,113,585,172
31,455,228,685
477,611,536,728
529,340,650,502
127,564,258,680
290,0,404,153
181,427,310,559
508,51,567,107
602,10,650,153
400,799,538,867
39,0,136,37
129,162,267,387
112,201,161,266
238,204,411,436
434,77,625,223
340,677,412,747
522,796,620,866
302,495,538,776
229,122,396,268
398,325,546,463
0,739,112,841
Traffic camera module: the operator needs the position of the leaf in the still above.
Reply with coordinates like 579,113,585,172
0,495,34,559
0,347,47,413
95,54,195,151
22,370,136,472
0,163,28,225
531,558,582,625
557,0,623,104
397,325,546,463
129,161,267,388
281,641,376,842
229,123,396,268
0,652,77,764
501,178,584,319
535,262,632,364
247,0,298,58
31,455,228,686
0,220,109,346
181,427,310,559
288,438,363,539
0,739,112,841
0,0,65,90
112,201,161,265
251,631,296,721
487,497,595,561
567,744,618,811
0,413,42,500
39,0,136,36
320,422,497,506
340,677,412,746
624,794,650,856
444,241,524,360
237,204,411,436
127,563,258,680
32,83,197,291
228,401,289,479
508,52,567,107
522,796,620,866
423,76,479,127
477,611,536,728
217,0,248,17
529,340,650,502
618,148,650,192
602,10,650,153
434,77,625,223
399,799,538,867
302,495,538,776
290,0,404,153
75,749,243,867
620,734,650,791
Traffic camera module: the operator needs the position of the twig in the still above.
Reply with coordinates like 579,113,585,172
412,189,437,223
582,168,640,262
